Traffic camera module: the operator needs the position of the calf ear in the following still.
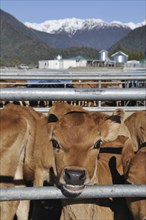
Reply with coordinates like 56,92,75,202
103,109,125,142
109,108,125,123
122,139,135,174
48,114,58,123
48,103,86,124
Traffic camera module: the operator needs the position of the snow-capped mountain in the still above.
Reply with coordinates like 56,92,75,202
24,18,145,50
25,18,145,36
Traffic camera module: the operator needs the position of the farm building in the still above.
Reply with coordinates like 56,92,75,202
39,55,87,69
111,51,128,63
98,49,109,61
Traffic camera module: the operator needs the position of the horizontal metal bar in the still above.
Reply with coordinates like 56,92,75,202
0,88,145,101
0,106,145,113
1,72,146,77
34,106,146,113
0,75,146,80
0,185,146,201
0,70,145,75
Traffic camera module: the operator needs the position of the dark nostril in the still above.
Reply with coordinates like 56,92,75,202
64,169,71,180
79,171,86,181
64,169,86,185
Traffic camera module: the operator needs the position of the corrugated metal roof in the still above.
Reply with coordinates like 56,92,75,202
99,49,108,53
111,50,128,57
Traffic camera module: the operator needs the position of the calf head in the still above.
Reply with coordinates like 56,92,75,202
122,144,146,220
124,110,146,152
48,103,124,196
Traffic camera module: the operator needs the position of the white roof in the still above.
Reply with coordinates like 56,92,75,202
99,49,108,53
111,50,128,57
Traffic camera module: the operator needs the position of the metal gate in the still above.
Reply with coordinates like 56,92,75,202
0,69,146,202
0,70,146,110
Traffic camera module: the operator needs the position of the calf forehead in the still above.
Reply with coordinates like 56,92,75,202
53,112,101,143
57,112,96,128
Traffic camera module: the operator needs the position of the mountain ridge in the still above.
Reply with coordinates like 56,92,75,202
109,24,146,54
25,18,145,36
25,18,145,50
31,26,131,50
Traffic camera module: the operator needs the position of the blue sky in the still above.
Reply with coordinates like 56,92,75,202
1,0,146,24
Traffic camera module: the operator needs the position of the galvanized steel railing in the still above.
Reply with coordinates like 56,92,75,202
0,185,146,201
0,74,146,80
33,106,146,113
0,69,146,80
0,70,145,109
0,88,145,101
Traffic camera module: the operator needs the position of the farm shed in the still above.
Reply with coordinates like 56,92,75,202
38,56,87,69
98,49,109,61
111,51,128,63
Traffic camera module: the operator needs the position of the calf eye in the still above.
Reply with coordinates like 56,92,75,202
93,140,102,149
51,139,60,149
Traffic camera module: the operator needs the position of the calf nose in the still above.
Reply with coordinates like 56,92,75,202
64,169,86,185
142,217,146,220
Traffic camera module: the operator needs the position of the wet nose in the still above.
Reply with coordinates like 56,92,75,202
142,217,146,220
64,169,86,185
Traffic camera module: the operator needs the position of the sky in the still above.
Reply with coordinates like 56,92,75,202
1,0,146,24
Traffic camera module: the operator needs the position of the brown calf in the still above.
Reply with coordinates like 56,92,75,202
122,143,146,220
0,104,55,220
47,103,132,220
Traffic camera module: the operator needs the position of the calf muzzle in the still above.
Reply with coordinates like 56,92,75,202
59,168,86,197
64,169,86,185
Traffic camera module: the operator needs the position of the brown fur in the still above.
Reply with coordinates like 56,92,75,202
122,145,146,220
124,110,146,152
0,79,29,106
72,80,122,106
0,104,55,220
99,135,129,178
73,80,122,89
122,111,146,220
0,80,27,88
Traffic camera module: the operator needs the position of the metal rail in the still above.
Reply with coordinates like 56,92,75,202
0,75,146,80
0,88,145,101
0,185,146,201
0,70,145,75
34,106,146,113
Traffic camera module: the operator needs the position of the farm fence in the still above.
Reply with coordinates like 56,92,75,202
0,70,146,109
0,185,146,201
0,69,146,201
